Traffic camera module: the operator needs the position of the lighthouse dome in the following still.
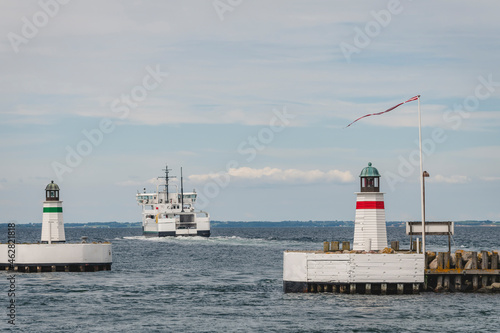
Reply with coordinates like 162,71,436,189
359,162,380,177
45,181,60,201
45,180,60,191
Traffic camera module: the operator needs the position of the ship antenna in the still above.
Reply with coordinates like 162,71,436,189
181,167,184,212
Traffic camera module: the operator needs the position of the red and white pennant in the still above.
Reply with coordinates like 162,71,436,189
345,95,420,128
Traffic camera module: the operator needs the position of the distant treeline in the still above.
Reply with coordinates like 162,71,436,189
0,220,498,228
0,222,141,228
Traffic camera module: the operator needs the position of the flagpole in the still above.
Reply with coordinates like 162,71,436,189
417,95,425,254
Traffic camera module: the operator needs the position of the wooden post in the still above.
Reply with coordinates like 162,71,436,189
51,265,56,272
317,284,323,292
413,283,420,294
323,242,329,252
391,241,399,251
350,284,356,294
436,252,443,290
471,252,479,290
481,251,489,287
492,252,499,283
65,265,69,272
331,241,339,251
444,252,451,269
25,266,30,273
454,275,462,292
381,283,387,295
456,252,463,269
366,283,372,294
342,241,350,251
340,285,347,293
443,252,451,290
455,251,463,291
437,252,444,269
412,240,422,253
397,283,404,294
332,284,338,293
37,266,42,273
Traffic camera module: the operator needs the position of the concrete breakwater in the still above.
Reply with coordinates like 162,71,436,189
283,241,500,294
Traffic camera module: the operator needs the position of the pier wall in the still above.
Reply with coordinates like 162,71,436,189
0,243,112,272
284,251,424,293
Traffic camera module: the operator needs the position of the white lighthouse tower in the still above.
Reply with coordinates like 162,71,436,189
353,162,388,251
41,180,66,243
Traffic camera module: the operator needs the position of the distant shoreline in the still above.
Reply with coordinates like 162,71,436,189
1,221,498,228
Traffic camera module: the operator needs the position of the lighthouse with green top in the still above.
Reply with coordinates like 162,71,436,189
41,180,66,243
353,162,388,251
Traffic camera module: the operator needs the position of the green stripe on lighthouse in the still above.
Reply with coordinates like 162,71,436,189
43,207,63,213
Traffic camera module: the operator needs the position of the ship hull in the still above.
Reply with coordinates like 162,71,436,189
143,229,210,237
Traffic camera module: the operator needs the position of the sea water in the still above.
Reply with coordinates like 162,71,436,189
1,226,499,332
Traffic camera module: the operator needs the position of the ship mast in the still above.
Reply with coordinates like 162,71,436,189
159,164,174,205
181,167,184,212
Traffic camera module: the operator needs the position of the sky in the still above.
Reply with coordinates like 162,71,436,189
1,0,499,224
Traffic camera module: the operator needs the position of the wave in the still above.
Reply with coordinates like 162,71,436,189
119,234,314,249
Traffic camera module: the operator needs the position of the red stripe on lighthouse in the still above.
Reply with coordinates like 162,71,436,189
356,201,385,209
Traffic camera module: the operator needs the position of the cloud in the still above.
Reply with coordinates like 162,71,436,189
189,167,355,185
429,174,470,184
480,176,500,181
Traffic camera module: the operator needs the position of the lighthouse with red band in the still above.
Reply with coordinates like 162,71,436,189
353,162,388,251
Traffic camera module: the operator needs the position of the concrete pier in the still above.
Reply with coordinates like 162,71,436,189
283,247,500,294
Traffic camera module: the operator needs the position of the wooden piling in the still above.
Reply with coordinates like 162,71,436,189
365,283,372,294
323,242,329,252
436,252,444,291
481,251,489,287
350,284,356,294
391,241,399,251
381,283,387,295
471,252,479,290
443,252,451,290
397,283,404,294
412,240,422,253
342,241,350,251
331,241,339,251
413,283,420,294
492,252,499,283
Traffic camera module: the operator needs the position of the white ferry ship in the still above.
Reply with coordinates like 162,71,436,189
136,165,210,237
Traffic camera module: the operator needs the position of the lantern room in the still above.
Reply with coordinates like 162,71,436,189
359,162,380,192
45,180,60,201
